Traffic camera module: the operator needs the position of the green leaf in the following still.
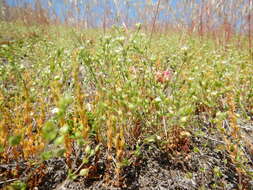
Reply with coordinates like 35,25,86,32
42,121,57,141
179,105,193,116
85,145,91,155
95,145,100,153
68,170,77,180
193,147,200,153
128,103,135,110
60,124,69,135
79,168,89,176
89,149,95,157
41,151,53,160
8,135,21,146
180,116,188,123
144,136,156,143
134,144,141,156
10,180,27,190
82,157,89,164
56,148,66,157
121,159,131,167
59,95,73,110
54,136,64,145
77,138,85,146
0,144,4,153
213,167,222,177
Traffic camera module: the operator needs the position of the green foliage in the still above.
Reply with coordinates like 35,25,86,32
9,180,27,190
79,168,89,176
8,135,21,146
42,121,57,142
41,151,53,161
0,21,252,189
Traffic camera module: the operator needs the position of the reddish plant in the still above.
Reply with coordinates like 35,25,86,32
156,70,172,83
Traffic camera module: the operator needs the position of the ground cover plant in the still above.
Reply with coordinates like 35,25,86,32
0,1,253,189
0,20,253,190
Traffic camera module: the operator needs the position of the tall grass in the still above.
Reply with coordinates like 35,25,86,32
0,0,252,47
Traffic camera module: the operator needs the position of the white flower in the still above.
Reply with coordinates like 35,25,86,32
181,45,189,51
154,97,162,102
86,103,92,112
51,108,59,114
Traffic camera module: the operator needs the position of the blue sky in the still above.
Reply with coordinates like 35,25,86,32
5,0,246,29
5,0,178,23
3,0,250,33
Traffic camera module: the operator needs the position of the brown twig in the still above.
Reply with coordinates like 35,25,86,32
0,178,18,185
149,0,161,45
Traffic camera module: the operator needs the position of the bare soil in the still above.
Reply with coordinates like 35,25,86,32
1,122,253,190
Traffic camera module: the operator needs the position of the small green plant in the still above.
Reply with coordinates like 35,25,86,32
8,180,27,190
0,21,253,189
